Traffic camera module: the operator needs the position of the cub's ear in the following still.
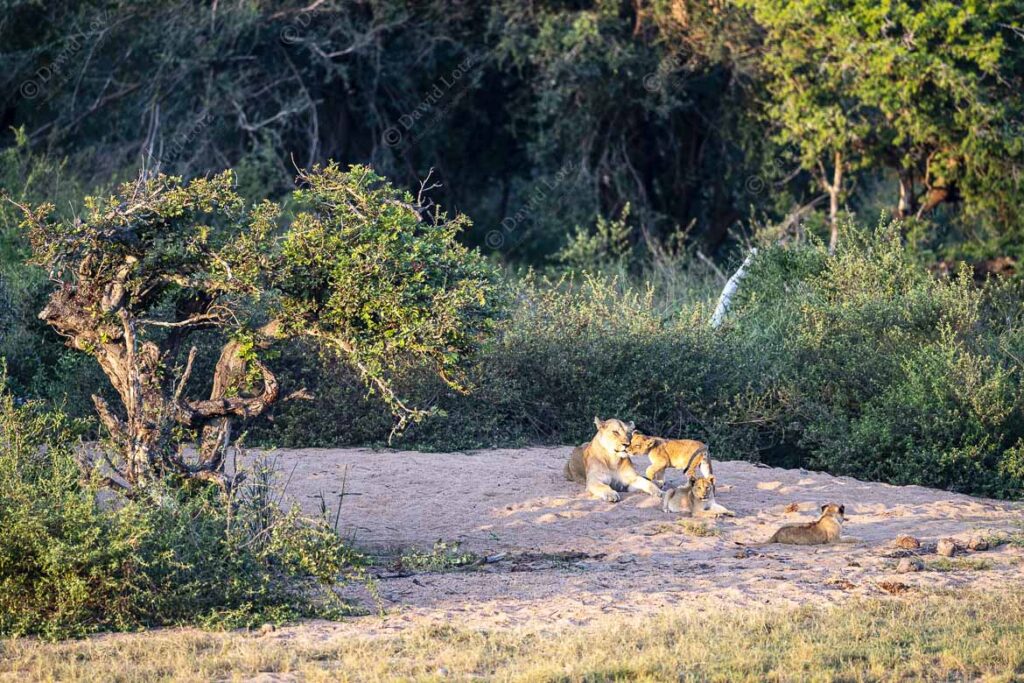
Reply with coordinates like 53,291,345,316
708,475,716,483
593,416,602,429
627,421,635,431
839,504,845,515
821,504,828,513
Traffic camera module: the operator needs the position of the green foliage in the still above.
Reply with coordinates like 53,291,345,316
258,221,1024,498
732,221,1024,496
740,0,1024,227
0,379,365,640
276,163,504,432
557,204,634,268
397,540,478,573
0,126,104,411
15,162,501,486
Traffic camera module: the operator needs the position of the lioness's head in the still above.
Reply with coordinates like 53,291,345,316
593,417,634,456
820,502,845,523
690,475,716,502
626,432,658,455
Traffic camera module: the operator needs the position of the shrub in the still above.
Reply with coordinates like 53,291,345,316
254,221,1024,498
731,222,1024,497
0,378,365,640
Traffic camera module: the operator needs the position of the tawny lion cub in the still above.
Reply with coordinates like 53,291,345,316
627,432,713,485
565,417,662,502
767,503,847,545
662,476,735,517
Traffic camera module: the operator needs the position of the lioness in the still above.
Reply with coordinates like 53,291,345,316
767,503,846,545
662,475,734,517
627,432,713,485
565,417,662,502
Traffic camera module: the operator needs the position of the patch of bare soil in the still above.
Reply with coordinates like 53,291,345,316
238,447,1024,641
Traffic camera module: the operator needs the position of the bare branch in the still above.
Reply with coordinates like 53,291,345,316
178,359,280,424
138,313,225,329
174,347,198,402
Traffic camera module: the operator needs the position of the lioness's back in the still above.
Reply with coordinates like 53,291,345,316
564,443,589,483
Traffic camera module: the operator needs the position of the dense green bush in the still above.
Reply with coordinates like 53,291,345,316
731,223,1024,497
255,223,1024,498
0,379,365,640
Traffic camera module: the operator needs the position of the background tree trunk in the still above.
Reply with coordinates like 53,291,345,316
897,170,916,218
820,150,843,254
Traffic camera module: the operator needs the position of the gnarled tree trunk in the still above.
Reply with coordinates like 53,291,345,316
39,267,285,491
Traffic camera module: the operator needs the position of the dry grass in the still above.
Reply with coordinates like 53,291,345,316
2,591,1023,682
925,557,994,572
677,519,720,537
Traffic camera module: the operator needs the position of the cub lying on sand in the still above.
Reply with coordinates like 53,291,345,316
627,432,713,484
565,417,662,502
767,503,847,545
662,475,734,517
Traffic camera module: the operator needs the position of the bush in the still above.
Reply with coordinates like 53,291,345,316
254,264,770,457
731,222,1024,497
0,378,366,640
254,222,1024,498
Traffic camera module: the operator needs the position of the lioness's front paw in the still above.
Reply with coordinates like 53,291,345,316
602,491,622,503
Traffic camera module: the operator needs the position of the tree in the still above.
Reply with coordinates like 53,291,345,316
739,0,1024,245
13,163,501,490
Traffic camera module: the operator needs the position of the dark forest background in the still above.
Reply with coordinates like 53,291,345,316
2,0,1021,262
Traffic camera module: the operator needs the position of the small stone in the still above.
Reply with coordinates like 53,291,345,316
437,667,450,678
894,535,921,550
896,557,923,573
936,538,957,557
968,537,990,552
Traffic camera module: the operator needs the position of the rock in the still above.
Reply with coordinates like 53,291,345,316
968,537,990,552
936,538,957,557
896,557,923,573
894,535,921,550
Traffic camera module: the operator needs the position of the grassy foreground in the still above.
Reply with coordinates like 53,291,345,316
1,591,1022,682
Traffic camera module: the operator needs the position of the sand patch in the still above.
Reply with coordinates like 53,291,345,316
233,447,1023,639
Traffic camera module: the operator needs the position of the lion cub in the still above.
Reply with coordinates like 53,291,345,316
565,417,662,502
767,503,846,545
627,432,713,485
662,476,735,517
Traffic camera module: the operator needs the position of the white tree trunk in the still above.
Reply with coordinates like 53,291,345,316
828,151,843,254
710,248,758,329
